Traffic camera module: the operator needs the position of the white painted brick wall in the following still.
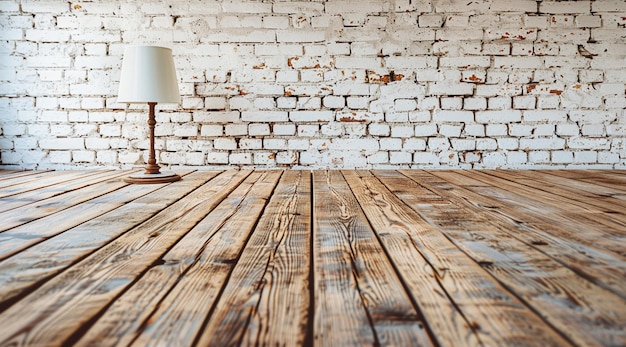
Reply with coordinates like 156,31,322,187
1,0,624,170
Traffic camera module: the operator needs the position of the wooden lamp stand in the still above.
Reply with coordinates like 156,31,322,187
124,102,181,184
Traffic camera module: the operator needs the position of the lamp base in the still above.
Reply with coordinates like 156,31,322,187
124,171,181,184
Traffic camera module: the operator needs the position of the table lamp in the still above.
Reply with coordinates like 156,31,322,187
117,45,181,184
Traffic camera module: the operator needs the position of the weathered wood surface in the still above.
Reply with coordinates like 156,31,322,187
0,169,624,347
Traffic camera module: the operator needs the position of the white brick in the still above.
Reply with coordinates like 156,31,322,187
264,138,287,150
391,125,414,138
520,138,566,150
73,150,95,163
413,152,438,164
321,123,343,137
22,1,69,13
541,1,591,14
486,124,508,136
207,152,229,164
379,138,402,151
249,124,271,136
273,124,296,135
429,82,474,96
568,137,610,150
239,138,262,150
39,138,84,150
522,110,568,123
415,124,437,137
477,139,498,150
390,151,412,164
404,138,427,151
593,1,626,11
535,123,558,136
201,125,223,137
552,151,574,164
242,111,288,122
205,97,227,110
296,125,318,137
214,138,237,150
573,151,598,163
582,124,605,137
367,151,389,164
229,152,252,165
475,110,521,123
569,110,618,124
369,123,390,136
288,139,309,150
482,152,507,167
48,151,71,164
428,138,450,151
277,30,325,43
335,57,383,69
323,96,345,109
224,124,247,136
295,97,320,110
451,139,476,151
345,96,367,110
289,111,333,122
433,110,474,123
276,151,297,165
598,152,620,164
253,152,276,165
409,110,432,122
99,124,121,137
439,124,462,137
85,138,110,150
277,97,297,109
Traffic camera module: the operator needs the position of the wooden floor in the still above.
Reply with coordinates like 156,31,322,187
0,169,624,347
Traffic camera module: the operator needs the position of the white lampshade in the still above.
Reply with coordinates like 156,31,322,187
117,46,180,104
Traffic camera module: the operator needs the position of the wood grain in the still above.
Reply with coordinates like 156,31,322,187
0,172,189,261
0,170,136,232
0,170,99,197
381,170,625,347
196,170,313,346
345,170,571,347
311,171,434,347
127,171,281,347
410,170,626,301
0,169,623,347
0,170,247,346
0,171,214,311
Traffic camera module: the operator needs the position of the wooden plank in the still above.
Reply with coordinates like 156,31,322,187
344,170,572,347
0,170,52,186
454,170,626,246
0,170,136,232
541,170,626,192
309,171,434,346
0,169,135,213
68,170,258,347
70,170,261,347
0,170,46,179
0,171,220,310
123,171,281,347
0,171,193,261
0,170,102,196
484,170,626,214
379,170,626,347
0,170,251,346
410,170,626,301
195,170,313,346
472,170,626,236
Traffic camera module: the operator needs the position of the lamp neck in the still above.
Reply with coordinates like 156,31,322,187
145,102,161,175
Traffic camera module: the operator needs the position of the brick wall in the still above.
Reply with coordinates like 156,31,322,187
0,0,625,170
